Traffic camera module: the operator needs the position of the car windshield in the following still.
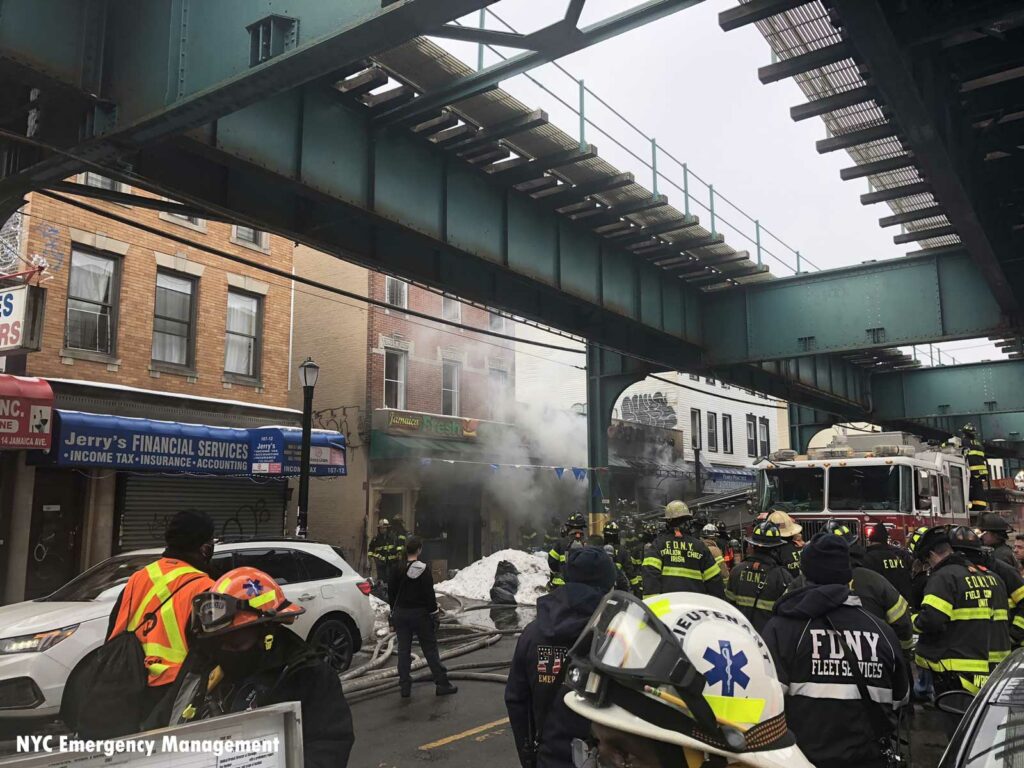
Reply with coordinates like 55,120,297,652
829,466,900,511
40,555,156,602
965,703,1024,766
759,468,824,512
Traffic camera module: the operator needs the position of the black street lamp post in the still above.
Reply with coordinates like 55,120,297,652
297,356,319,538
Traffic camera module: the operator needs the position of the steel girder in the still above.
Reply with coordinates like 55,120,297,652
702,249,1008,366
873,360,1024,422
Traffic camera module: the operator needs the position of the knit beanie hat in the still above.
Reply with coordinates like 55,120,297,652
800,532,853,586
564,546,617,592
868,524,888,544
164,510,215,550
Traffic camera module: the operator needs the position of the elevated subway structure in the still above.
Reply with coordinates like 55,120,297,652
0,0,1022,509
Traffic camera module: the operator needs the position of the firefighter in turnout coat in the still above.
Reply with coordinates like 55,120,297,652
767,509,803,577
949,526,1014,670
642,500,724,599
912,526,995,699
762,533,910,768
978,512,1018,571
547,513,588,589
960,423,989,513
726,520,792,634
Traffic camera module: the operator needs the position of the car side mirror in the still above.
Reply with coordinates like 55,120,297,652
935,689,972,717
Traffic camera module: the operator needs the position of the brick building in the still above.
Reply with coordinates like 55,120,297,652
292,254,519,574
0,178,344,604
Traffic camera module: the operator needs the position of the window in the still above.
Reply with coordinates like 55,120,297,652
746,415,757,457
489,367,509,419
721,382,729,390
233,549,304,585
758,416,770,456
225,290,262,378
828,466,901,511
66,250,118,355
690,408,702,450
442,295,461,322
152,271,196,367
442,360,460,416
83,172,119,192
722,415,733,454
233,225,264,248
384,349,407,409
386,276,407,309
489,312,506,333
707,412,718,452
168,211,201,225
294,550,343,581
705,377,715,385
689,374,700,381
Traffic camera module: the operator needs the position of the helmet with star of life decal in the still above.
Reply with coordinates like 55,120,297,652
564,593,813,768
192,567,304,638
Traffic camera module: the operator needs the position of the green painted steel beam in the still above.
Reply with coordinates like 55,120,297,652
702,249,1010,366
873,360,1024,421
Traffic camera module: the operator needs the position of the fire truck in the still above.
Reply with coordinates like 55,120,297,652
752,432,971,544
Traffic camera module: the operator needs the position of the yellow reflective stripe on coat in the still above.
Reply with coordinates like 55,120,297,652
702,563,722,581
731,595,775,611
886,597,908,624
1010,586,1024,608
900,638,914,650
662,566,703,580
915,656,991,673
643,557,663,572
990,650,1011,663
951,607,993,621
921,594,954,618
1013,615,1024,631
993,609,1009,622
549,549,566,562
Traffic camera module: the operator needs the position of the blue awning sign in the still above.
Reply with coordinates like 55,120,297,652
37,411,346,477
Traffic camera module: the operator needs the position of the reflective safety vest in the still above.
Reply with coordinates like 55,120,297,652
108,558,213,687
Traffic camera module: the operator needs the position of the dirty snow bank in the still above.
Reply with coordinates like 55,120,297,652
436,549,549,605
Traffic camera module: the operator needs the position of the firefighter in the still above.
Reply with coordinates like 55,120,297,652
912,525,994,705
961,423,989,513
548,513,588,589
564,591,815,768
699,521,730,587
787,520,913,655
726,520,792,633
180,568,355,768
948,526,1012,671
763,533,909,768
861,523,914,603
978,512,1018,570
715,519,735,571
628,522,658,597
602,520,639,594
767,509,803,576
642,500,725,599
105,510,216,721
368,518,400,585
542,515,561,553
519,522,539,552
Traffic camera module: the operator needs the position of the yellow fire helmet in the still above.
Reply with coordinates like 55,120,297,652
664,500,691,521
766,510,802,538
564,592,813,768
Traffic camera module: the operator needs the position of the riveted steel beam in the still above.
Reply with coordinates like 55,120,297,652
702,250,1009,365
873,360,1024,422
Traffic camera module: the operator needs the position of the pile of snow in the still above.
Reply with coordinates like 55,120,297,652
436,549,549,605
369,595,390,636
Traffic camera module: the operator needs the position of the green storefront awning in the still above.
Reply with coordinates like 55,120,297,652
370,431,494,462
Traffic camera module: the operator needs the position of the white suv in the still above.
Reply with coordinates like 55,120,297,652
0,540,374,722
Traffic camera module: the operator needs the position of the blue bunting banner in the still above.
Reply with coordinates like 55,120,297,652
554,467,565,479
571,467,587,481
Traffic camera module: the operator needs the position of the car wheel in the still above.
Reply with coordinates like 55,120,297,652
310,617,355,673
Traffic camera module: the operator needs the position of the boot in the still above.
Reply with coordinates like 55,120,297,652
400,682,411,698
435,683,458,696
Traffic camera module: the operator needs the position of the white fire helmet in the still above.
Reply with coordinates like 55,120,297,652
564,592,813,768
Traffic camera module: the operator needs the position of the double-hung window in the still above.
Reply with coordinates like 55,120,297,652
225,290,262,379
384,349,407,409
442,360,460,416
707,412,718,452
152,271,196,368
65,249,118,355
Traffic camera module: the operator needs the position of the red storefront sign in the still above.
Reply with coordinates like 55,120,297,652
0,375,53,450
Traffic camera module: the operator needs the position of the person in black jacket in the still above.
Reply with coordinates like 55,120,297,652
726,520,791,633
173,568,354,768
505,546,617,768
861,523,914,603
978,512,1018,570
762,533,909,768
548,513,588,589
388,536,458,698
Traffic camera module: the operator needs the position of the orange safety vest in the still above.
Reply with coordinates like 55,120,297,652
108,558,213,687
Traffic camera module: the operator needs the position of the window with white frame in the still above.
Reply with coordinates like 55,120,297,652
442,295,461,323
707,412,718,452
384,349,407,409
442,360,460,416
489,367,509,419
746,415,757,457
690,408,702,450
233,225,265,248
224,290,262,378
66,249,118,355
386,276,408,309
722,414,733,454
759,417,770,456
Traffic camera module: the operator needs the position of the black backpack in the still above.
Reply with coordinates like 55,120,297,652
61,575,203,738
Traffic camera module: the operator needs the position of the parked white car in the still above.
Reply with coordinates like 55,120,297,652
0,540,374,722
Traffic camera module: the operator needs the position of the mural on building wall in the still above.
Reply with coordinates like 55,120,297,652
619,392,677,428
